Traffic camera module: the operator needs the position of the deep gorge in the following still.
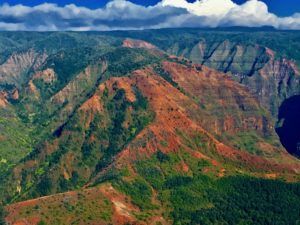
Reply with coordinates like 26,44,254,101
276,95,300,157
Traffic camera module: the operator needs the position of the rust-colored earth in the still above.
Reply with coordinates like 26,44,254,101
5,60,300,224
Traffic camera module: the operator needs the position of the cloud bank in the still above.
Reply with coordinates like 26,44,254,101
0,0,300,31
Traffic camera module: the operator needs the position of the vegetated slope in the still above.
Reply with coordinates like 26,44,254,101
112,28,300,116
0,31,300,225
112,29,300,156
4,58,300,225
0,32,159,174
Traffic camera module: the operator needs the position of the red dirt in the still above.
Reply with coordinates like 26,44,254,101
0,91,8,107
6,184,153,225
162,61,268,135
5,60,300,225
123,38,157,50
99,184,142,225
111,64,300,177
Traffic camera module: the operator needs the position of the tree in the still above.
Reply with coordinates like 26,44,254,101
0,203,6,225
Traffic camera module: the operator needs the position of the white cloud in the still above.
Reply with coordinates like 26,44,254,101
0,0,299,31
0,22,24,31
162,0,236,17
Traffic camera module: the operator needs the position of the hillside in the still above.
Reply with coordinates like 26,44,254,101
0,29,300,225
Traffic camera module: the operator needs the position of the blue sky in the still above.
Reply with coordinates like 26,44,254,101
2,0,300,16
1,0,300,31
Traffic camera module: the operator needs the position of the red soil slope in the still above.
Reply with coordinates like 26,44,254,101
6,61,300,224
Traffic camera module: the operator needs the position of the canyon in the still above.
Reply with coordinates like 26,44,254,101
0,29,300,225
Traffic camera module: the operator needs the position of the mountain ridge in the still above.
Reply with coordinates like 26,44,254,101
0,30,300,225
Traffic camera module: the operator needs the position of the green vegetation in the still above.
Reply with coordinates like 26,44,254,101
222,131,282,157
124,151,300,225
0,109,36,174
224,131,265,155
169,175,300,225
87,87,155,173
37,220,47,225
0,204,5,225
1,30,300,224
0,34,160,202
6,84,155,202
13,188,113,225
104,47,160,77
110,28,300,67
114,178,155,210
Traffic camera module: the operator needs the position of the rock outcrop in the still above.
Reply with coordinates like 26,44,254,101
166,39,300,117
0,50,47,87
123,38,157,50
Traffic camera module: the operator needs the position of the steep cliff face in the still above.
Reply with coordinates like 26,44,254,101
158,37,300,157
117,29,300,119
122,38,157,50
162,61,271,135
118,30,300,158
172,40,269,76
255,49,300,115
0,50,47,87
165,40,300,116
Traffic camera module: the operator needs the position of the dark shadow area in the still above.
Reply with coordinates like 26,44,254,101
276,95,300,157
